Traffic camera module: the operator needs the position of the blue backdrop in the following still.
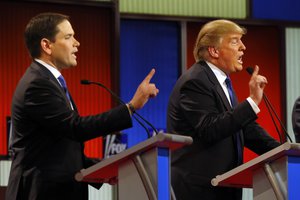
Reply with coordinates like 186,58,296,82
120,19,180,147
252,0,300,21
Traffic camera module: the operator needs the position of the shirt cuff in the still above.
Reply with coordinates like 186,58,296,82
247,97,260,114
126,103,136,116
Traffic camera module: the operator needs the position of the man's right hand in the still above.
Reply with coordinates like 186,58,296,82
249,65,268,105
129,69,159,111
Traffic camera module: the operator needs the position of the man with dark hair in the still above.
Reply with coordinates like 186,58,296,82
6,12,159,200
167,19,279,200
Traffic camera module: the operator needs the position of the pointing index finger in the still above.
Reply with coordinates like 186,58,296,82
252,65,259,76
143,68,155,83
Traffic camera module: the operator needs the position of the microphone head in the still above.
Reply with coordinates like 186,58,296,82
80,80,91,85
246,67,254,75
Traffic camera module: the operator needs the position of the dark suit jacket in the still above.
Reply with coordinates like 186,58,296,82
167,61,280,200
292,96,300,142
6,61,132,200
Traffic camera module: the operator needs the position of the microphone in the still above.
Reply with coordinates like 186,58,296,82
246,67,292,143
80,80,90,85
81,79,158,138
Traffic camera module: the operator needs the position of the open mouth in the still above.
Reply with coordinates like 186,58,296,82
238,55,243,64
71,51,77,59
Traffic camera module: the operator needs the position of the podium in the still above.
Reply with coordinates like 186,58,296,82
75,133,193,200
211,142,300,200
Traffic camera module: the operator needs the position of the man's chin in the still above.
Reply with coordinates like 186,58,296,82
62,63,77,70
69,61,77,68
235,65,243,72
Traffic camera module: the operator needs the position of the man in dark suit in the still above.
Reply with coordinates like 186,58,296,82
167,19,280,200
6,13,159,200
292,97,300,142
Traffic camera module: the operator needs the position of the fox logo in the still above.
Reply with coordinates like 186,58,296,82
104,134,127,158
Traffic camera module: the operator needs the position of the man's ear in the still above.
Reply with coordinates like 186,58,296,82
207,46,219,58
40,38,52,55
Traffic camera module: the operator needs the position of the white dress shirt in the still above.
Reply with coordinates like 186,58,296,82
35,59,74,110
206,61,260,114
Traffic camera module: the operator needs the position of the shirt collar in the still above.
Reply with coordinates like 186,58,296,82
205,61,228,85
35,59,62,79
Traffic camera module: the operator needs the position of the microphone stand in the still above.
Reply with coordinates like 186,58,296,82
81,80,158,138
246,67,293,143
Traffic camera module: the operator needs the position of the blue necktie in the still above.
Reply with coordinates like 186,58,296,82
225,76,243,165
58,75,71,102
225,77,237,107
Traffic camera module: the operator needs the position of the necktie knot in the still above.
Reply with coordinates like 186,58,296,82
57,75,74,110
225,76,235,107
57,75,71,103
58,75,68,92
225,77,233,90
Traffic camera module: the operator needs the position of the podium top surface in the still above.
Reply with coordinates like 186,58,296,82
211,142,300,188
75,133,193,183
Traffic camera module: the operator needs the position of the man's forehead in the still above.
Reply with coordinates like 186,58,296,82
225,33,243,39
56,20,74,34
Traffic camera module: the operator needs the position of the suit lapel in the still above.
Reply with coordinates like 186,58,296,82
200,62,244,163
201,62,232,111
69,94,78,112
31,61,76,111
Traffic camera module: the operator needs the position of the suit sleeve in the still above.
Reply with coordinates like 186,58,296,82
243,121,280,154
24,78,132,142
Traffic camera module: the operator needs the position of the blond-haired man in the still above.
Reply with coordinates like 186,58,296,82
167,19,279,200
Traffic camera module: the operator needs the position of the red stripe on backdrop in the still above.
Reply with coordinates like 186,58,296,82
0,1,115,158
186,22,283,162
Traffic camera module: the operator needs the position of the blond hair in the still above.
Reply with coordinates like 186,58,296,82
193,19,246,62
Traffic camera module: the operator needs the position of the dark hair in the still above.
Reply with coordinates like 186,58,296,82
24,13,69,58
